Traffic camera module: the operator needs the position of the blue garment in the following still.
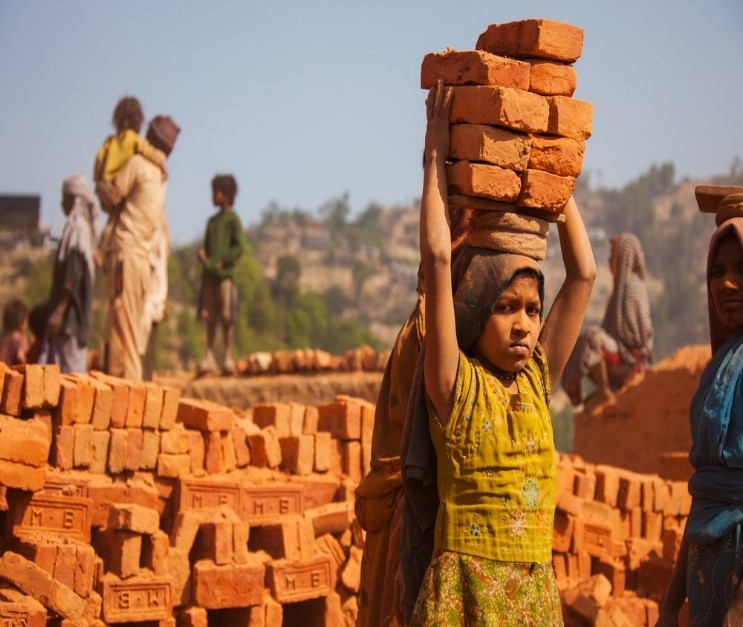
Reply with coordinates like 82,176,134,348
686,333,743,545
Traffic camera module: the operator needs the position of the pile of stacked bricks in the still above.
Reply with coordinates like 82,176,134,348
235,346,388,377
0,361,374,625
421,18,592,257
554,452,689,626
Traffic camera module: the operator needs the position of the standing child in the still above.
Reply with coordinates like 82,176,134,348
402,81,596,625
197,174,245,376
93,96,167,268
0,299,29,365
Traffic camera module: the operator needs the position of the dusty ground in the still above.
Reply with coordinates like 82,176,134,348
154,370,384,412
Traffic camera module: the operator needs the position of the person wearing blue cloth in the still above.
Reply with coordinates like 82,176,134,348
658,197,743,626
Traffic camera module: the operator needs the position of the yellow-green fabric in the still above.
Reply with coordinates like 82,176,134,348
94,129,165,182
429,342,556,563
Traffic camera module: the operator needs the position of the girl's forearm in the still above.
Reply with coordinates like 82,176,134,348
420,151,451,270
556,196,596,282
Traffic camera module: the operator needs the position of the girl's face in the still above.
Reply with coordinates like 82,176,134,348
475,276,542,373
710,235,743,332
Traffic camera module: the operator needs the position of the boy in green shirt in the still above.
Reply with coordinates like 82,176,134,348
197,174,245,375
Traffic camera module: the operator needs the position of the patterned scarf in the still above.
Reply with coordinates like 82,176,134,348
59,173,98,279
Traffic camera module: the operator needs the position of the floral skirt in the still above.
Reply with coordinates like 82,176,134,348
410,550,563,627
687,526,741,626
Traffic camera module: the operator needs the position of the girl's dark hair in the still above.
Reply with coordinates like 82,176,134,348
211,174,239,205
112,97,144,134
2,299,28,334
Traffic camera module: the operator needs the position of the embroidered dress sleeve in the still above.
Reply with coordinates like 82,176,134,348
531,342,551,405
436,352,475,440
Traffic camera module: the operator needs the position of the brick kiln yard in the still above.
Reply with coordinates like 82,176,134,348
0,342,709,626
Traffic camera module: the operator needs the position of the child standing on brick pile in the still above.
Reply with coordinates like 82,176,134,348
658,197,743,626
400,81,595,625
92,96,168,269
0,299,29,365
196,174,245,376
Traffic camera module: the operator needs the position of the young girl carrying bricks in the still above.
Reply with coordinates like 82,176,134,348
401,81,595,625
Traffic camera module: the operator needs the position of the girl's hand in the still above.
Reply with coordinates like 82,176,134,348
424,80,452,164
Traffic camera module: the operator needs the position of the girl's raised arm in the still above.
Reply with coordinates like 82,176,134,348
421,81,459,424
540,196,597,383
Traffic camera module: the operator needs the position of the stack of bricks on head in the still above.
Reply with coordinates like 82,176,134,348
421,18,593,260
0,360,373,626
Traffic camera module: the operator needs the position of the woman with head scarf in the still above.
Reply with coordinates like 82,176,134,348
561,232,653,408
39,173,98,373
657,200,743,626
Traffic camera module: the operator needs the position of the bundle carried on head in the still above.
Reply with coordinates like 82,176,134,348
421,18,593,260
695,184,743,226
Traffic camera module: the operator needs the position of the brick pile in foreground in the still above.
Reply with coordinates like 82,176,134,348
0,360,688,625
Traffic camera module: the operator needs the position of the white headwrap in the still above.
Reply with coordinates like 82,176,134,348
59,173,99,278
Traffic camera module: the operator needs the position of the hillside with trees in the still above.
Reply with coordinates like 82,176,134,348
7,160,743,372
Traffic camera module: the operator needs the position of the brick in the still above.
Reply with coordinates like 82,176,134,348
266,555,333,603
528,135,585,177
53,425,74,470
580,519,614,560
315,533,346,578
222,431,237,472
280,435,314,476
160,426,191,454
319,397,366,440
306,502,354,537
7,490,93,543
17,364,44,409
340,545,363,593
450,124,531,171
342,440,363,481
625,537,662,571
90,371,129,428
617,474,642,511
0,551,85,621
187,429,206,472
73,542,96,598
360,401,374,446
314,432,332,473
552,510,575,553
254,403,293,438
100,528,142,578
528,59,577,96
0,600,46,627
141,428,160,470
1,368,24,416
637,556,674,598
248,427,282,469
100,573,171,623
240,484,304,524
476,19,584,63
108,428,128,474
204,431,225,474
79,374,112,430
156,453,191,478
593,557,626,597
303,405,319,434
231,425,251,468
90,430,110,473
593,465,620,507
0,414,50,466
420,48,530,89
108,503,160,534
195,518,234,565
516,168,575,213
192,558,265,609
573,470,596,500
0,459,46,491
53,542,77,590
449,85,550,133
159,384,181,430
662,526,684,562
447,160,521,203
177,398,235,432
178,478,241,514
141,530,170,575
122,382,146,428
233,520,250,565
249,516,315,561
72,423,93,468
547,95,593,140
176,607,207,627
12,536,59,574
142,382,164,429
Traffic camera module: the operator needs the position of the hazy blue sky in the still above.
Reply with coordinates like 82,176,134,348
1,1,741,245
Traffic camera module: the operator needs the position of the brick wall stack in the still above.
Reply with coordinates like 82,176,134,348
421,18,593,258
0,361,375,625
236,346,389,377
554,452,690,626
